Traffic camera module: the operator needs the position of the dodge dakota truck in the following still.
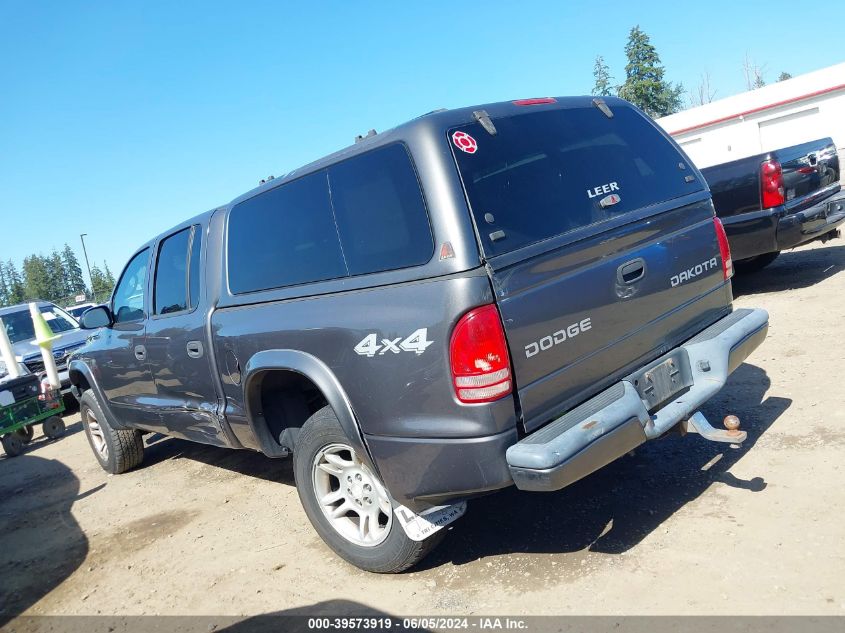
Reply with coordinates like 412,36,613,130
700,138,842,272
70,96,769,572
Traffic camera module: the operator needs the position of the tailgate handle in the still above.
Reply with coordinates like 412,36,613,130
617,258,646,285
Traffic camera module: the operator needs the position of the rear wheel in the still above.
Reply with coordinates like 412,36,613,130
80,390,144,474
14,426,34,443
735,251,780,274
293,406,443,573
1,433,24,457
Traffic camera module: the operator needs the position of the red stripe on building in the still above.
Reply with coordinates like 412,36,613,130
669,83,845,136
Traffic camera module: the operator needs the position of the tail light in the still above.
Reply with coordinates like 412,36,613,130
450,305,513,403
713,217,734,280
760,159,785,209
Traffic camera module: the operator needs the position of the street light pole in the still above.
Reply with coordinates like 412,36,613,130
79,234,94,301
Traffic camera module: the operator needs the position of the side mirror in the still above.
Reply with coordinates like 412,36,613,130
80,305,113,329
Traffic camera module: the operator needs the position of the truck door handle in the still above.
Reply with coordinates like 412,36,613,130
617,258,646,285
134,345,146,361
186,341,204,359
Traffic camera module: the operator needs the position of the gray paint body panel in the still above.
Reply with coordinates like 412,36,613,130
66,96,764,512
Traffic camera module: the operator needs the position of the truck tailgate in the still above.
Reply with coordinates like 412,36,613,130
448,98,732,433
491,198,730,431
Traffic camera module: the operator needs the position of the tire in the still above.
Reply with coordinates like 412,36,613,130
14,426,34,443
1,433,24,457
735,251,780,274
79,390,144,474
42,416,66,440
293,406,443,573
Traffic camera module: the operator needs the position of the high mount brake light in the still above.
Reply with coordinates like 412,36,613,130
513,97,557,106
450,305,513,404
713,217,734,280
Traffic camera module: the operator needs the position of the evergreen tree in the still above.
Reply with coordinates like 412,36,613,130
0,262,9,307
777,71,792,82
90,264,112,301
23,255,52,301
592,55,614,97
6,260,25,304
617,26,683,118
61,244,87,296
103,261,115,289
48,250,67,301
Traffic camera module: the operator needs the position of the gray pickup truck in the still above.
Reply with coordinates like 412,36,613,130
70,96,769,572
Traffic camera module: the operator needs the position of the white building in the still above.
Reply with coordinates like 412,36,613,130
656,62,845,169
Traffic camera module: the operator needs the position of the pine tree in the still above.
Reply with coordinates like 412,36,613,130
90,264,111,302
0,262,9,307
61,244,87,296
618,26,683,118
592,55,614,97
777,71,792,82
48,250,67,301
103,261,115,289
6,260,25,304
23,255,52,301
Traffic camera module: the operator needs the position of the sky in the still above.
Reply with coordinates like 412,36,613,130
2,0,843,281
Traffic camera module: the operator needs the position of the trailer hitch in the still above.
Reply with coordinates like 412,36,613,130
682,411,747,444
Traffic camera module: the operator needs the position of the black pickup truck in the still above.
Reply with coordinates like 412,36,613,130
700,138,843,272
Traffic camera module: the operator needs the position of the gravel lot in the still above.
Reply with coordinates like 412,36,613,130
2,240,845,620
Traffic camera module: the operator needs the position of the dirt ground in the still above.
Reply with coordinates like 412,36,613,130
2,240,845,620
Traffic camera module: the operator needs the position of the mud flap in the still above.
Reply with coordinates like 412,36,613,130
393,501,467,541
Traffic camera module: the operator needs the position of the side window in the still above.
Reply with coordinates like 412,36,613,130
329,144,433,276
227,171,347,294
189,226,202,309
154,228,191,315
113,249,150,324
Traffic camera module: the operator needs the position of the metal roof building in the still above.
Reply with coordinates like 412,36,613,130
656,62,845,169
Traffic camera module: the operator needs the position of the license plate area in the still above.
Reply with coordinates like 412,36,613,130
630,351,693,412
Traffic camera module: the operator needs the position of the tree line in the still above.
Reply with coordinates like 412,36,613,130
0,244,115,308
591,26,684,118
593,26,794,113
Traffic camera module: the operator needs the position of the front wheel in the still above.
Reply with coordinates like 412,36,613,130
293,406,443,573
42,416,66,440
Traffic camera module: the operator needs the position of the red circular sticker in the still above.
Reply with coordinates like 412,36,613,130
452,130,478,154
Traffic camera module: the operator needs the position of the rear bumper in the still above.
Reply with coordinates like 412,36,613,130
776,193,845,251
723,191,845,260
506,308,769,492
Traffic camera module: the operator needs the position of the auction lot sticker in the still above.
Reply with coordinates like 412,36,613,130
394,501,467,541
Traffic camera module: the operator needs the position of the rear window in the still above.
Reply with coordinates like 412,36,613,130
227,144,432,294
328,144,432,276
450,104,701,256
228,171,348,294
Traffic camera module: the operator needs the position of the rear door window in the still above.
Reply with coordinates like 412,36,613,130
450,104,702,256
328,144,433,276
188,226,202,308
228,171,347,294
154,227,191,315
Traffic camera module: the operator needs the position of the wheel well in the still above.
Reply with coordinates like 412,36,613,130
69,368,91,391
248,370,328,453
